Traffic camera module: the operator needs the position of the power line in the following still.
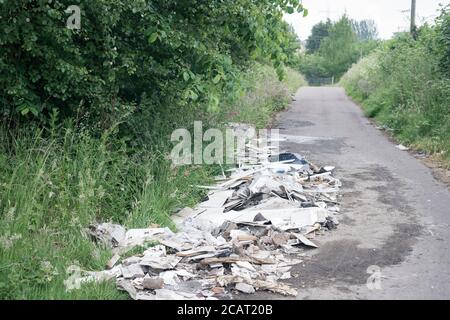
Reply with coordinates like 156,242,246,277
319,2,338,20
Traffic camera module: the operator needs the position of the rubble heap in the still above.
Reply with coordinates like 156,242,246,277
65,150,341,300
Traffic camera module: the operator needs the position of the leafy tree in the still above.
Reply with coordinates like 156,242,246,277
0,0,306,124
317,15,359,78
435,5,450,76
299,15,379,83
305,19,332,54
351,19,378,41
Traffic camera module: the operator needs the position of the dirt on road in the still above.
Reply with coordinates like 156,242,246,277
238,87,450,300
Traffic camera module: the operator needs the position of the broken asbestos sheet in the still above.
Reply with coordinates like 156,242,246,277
70,126,342,300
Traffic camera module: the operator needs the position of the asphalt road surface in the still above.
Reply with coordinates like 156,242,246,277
244,86,450,300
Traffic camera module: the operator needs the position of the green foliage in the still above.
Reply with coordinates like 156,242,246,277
305,19,332,54
0,62,305,299
0,0,307,299
216,63,307,128
340,7,450,166
299,15,379,84
435,4,450,76
317,15,359,79
351,19,378,41
0,122,213,299
0,0,305,124
297,54,330,85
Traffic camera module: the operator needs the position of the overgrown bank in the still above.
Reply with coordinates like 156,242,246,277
340,6,450,167
0,0,307,299
0,63,305,299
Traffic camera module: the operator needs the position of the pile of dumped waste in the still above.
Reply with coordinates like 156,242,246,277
65,127,341,300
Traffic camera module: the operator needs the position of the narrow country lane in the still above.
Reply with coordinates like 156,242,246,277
249,86,450,300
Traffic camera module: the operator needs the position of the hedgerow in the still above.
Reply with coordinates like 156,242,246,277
340,6,450,165
0,0,305,127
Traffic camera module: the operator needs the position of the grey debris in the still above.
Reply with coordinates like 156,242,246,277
117,278,137,300
87,223,126,248
107,253,121,269
121,264,144,279
235,282,255,294
143,275,164,290
73,123,342,300
140,254,182,270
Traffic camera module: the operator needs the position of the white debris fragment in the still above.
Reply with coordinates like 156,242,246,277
121,264,144,279
140,254,182,270
107,253,121,269
64,264,122,291
291,233,318,248
87,223,126,248
396,144,410,151
122,228,174,249
159,271,181,286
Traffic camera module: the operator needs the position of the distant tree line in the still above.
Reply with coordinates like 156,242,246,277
299,16,379,84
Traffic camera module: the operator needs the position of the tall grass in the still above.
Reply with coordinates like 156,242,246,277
340,32,450,167
0,124,217,299
0,63,305,299
217,65,307,128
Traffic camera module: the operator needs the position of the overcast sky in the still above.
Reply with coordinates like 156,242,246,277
284,0,450,41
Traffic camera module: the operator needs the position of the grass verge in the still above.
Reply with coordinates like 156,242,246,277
340,42,450,168
0,63,305,299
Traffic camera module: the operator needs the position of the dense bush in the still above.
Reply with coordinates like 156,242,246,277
0,0,304,127
299,15,379,84
305,19,332,54
435,6,450,76
340,6,450,165
215,64,306,128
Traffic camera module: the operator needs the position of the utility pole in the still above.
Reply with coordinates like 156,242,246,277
410,0,417,38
